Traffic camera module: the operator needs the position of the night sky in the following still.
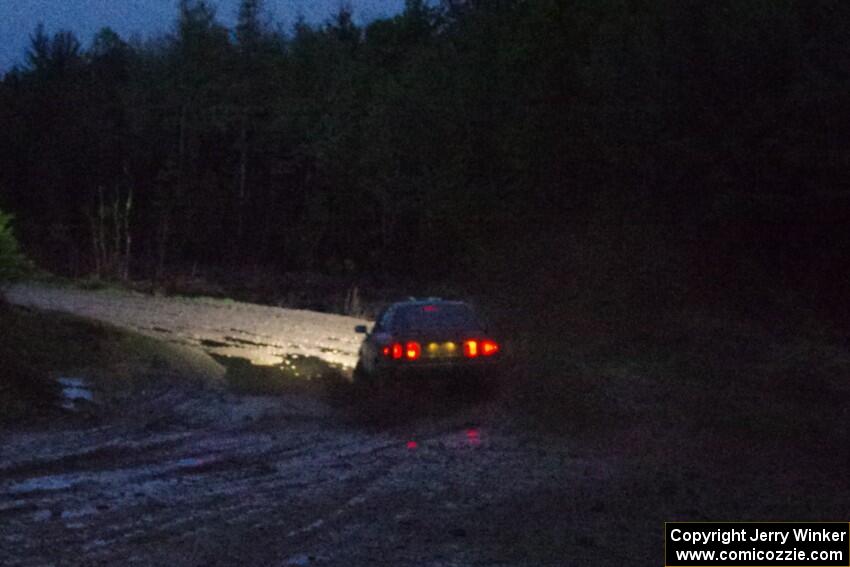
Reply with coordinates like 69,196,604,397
0,0,406,72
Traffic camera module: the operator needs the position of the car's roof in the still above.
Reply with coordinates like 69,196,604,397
383,299,482,332
391,298,469,307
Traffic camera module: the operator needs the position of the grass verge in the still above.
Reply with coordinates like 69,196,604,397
0,300,224,424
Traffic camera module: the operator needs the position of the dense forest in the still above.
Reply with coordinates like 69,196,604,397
1,0,849,318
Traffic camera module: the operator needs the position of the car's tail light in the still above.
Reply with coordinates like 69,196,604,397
464,339,499,358
481,339,499,356
383,342,416,360
382,343,403,359
405,341,421,360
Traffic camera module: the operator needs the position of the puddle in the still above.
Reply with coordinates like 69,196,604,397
61,505,98,520
224,335,276,348
32,509,53,522
58,377,94,410
10,474,77,494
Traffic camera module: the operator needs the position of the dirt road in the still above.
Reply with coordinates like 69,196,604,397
5,283,369,368
1,386,602,566
1,284,615,565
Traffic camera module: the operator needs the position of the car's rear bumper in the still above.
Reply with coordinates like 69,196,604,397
374,358,501,380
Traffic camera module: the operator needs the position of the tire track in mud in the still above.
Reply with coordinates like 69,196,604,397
1,404,594,567
43,439,402,564
0,435,193,481
2,402,403,548
2,406,489,563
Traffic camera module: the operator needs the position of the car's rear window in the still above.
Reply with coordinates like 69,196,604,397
392,303,480,332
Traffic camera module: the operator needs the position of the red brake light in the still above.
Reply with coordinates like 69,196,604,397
464,339,499,358
422,305,439,312
383,343,403,359
405,341,421,360
481,339,499,356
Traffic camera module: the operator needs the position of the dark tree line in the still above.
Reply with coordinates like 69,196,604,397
1,0,849,314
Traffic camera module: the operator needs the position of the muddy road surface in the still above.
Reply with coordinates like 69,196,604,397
1,386,605,566
1,284,615,565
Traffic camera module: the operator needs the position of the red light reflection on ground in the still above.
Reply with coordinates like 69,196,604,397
466,429,480,446
406,440,418,450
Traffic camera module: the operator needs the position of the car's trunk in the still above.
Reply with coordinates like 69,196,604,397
393,329,486,360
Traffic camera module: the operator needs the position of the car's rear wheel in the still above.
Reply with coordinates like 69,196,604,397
353,360,383,390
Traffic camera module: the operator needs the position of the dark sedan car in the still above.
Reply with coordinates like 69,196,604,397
352,298,501,385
